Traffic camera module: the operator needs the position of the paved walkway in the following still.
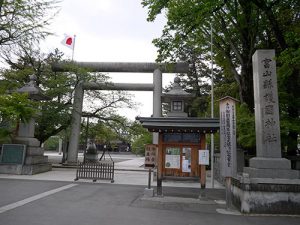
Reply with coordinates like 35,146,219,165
0,152,224,188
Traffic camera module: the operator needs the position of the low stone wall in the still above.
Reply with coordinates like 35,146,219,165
231,177,300,214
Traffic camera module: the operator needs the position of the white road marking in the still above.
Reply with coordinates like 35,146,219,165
214,200,226,205
0,183,78,214
216,208,242,216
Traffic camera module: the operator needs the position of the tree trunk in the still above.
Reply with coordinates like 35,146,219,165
240,61,254,111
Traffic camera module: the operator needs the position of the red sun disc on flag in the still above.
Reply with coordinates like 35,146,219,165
66,37,72,46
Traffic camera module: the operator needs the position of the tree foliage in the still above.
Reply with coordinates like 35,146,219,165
0,0,58,49
0,46,136,144
0,92,36,141
129,123,152,155
0,92,36,122
142,0,300,153
1,47,73,143
0,0,58,143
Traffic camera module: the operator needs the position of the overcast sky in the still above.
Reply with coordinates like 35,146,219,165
42,0,175,120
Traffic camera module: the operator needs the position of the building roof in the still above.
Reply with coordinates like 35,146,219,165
136,117,219,133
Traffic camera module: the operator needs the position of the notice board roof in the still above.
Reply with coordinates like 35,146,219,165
136,117,219,133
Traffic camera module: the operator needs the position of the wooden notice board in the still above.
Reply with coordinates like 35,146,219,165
0,144,26,165
144,144,157,168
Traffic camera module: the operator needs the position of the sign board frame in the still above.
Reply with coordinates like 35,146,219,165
0,144,26,165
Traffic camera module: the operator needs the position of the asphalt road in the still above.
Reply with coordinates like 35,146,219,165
0,179,299,225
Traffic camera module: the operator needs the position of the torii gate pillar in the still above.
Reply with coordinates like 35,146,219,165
152,68,162,144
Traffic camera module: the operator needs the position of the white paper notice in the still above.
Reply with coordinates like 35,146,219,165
165,155,180,169
182,159,191,172
199,150,209,165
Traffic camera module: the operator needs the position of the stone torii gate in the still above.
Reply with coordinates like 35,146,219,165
52,62,189,164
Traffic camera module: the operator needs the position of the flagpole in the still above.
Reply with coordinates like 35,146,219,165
71,35,76,61
210,21,215,189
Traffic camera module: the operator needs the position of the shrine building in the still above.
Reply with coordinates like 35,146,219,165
137,77,219,194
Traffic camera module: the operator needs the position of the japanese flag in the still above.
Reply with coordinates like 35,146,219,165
61,34,74,49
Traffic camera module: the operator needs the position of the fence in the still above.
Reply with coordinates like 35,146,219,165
75,161,114,183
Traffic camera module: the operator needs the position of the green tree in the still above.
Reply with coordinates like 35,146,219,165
0,0,58,49
130,124,152,155
142,0,300,154
1,47,74,143
1,46,136,144
143,0,261,110
0,0,58,142
0,93,36,142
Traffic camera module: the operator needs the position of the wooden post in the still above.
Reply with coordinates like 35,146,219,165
199,164,206,198
225,177,232,209
157,133,163,196
200,165,206,188
148,168,152,189
199,134,207,197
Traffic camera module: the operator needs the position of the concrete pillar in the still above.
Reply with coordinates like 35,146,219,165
243,49,298,179
253,50,281,158
67,83,84,164
152,68,162,144
153,69,162,195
